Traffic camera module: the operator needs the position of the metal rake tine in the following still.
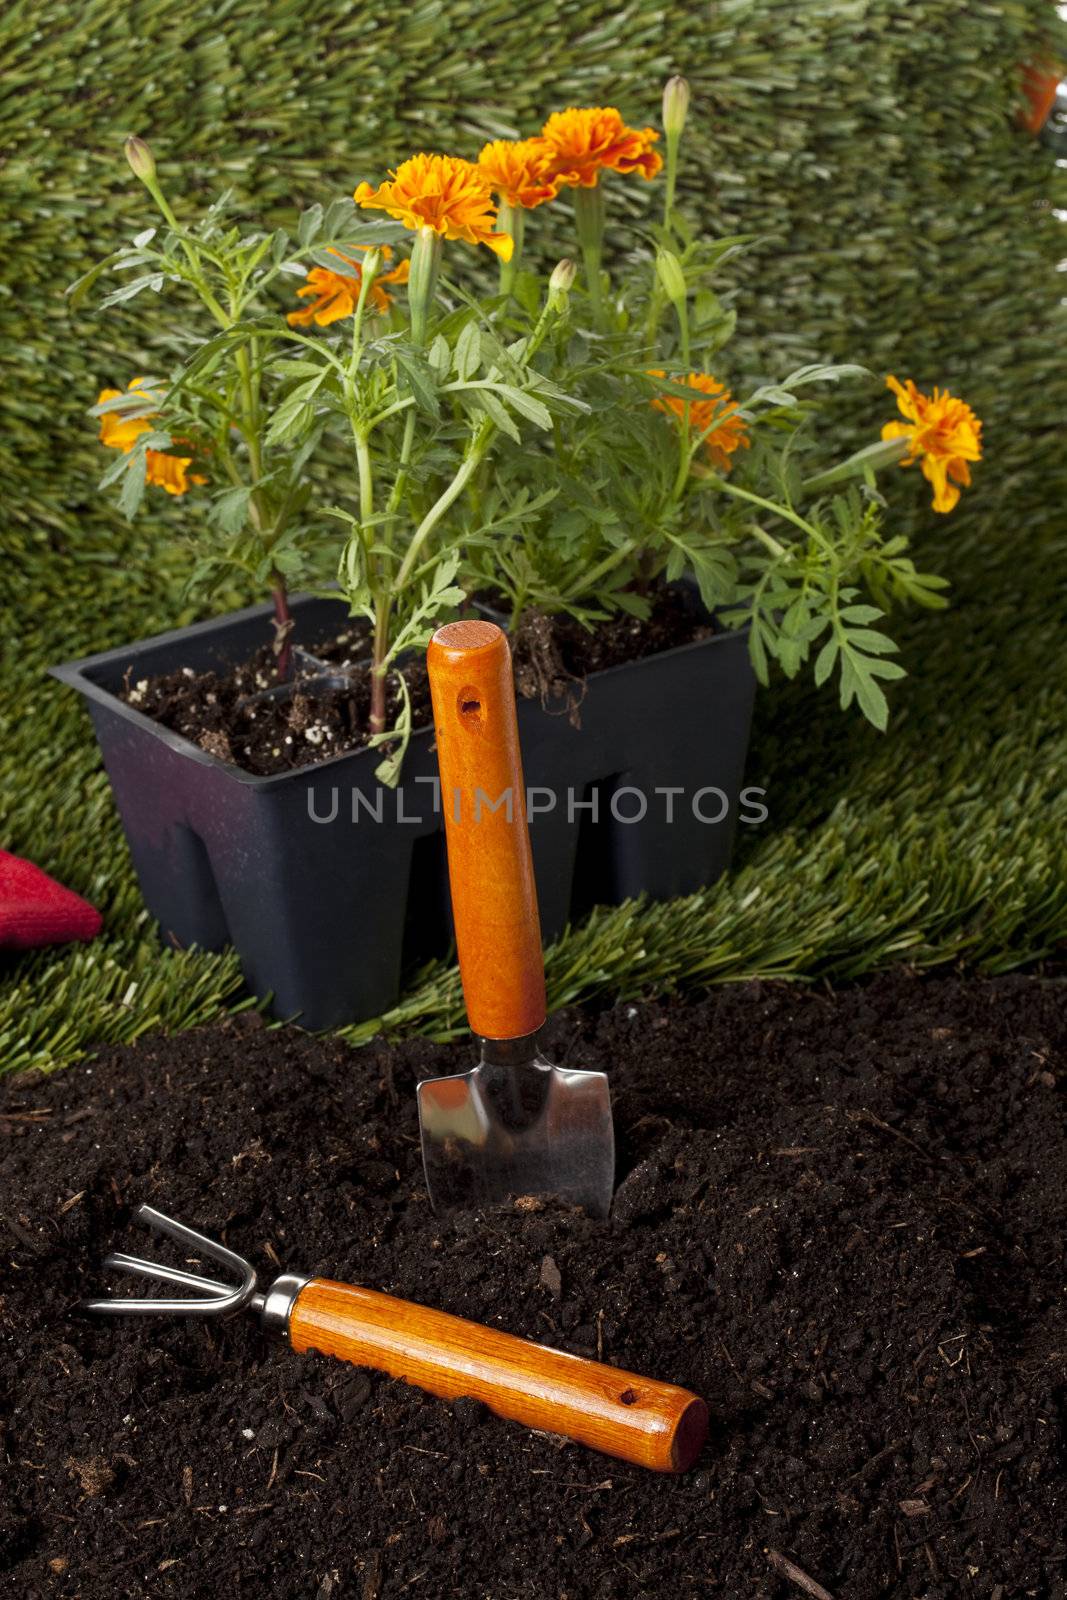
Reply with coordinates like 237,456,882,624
134,1204,257,1284
82,1203,260,1319
102,1251,234,1299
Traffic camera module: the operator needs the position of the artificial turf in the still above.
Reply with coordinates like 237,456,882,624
2,0,1065,1071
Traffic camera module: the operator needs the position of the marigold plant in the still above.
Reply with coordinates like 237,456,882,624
76,76,979,760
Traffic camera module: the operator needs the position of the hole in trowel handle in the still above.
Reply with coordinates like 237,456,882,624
457,688,484,726
619,1388,638,1406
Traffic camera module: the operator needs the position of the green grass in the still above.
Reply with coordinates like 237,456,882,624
2,0,1066,1070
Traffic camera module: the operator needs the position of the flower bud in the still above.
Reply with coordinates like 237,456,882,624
662,76,690,140
361,247,383,283
547,258,577,314
407,225,443,346
549,258,577,297
656,248,687,305
124,136,156,183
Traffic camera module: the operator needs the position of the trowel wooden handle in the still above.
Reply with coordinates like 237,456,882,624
427,620,546,1040
290,1278,708,1473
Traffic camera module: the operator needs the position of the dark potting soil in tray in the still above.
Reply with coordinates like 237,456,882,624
2,972,1064,1599
118,624,424,779
118,589,709,777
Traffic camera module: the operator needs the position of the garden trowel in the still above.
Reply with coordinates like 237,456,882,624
419,620,615,1218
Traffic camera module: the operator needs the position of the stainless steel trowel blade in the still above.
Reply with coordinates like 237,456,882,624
418,1050,614,1218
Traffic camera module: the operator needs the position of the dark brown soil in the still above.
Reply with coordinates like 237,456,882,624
2,972,1064,1599
119,624,426,779
120,590,709,776
509,590,712,712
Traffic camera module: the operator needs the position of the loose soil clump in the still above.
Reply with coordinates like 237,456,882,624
118,589,708,776
2,971,1064,1598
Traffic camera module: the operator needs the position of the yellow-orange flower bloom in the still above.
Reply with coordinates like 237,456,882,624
287,246,410,328
540,107,662,188
881,375,982,514
354,154,513,259
650,371,750,473
97,377,157,453
477,138,559,210
143,451,202,495
97,378,204,497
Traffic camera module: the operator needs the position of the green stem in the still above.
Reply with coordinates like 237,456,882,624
749,524,788,559
233,321,267,532
283,330,349,377
234,335,294,675
498,202,524,297
370,597,391,735
664,131,680,239
710,477,833,555
566,537,639,599
351,422,390,735
673,299,692,495
390,275,567,595
647,115,684,350
521,293,564,368
371,227,440,705
349,263,376,375
353,428,374,525
671,413,694,503
574,184,606,328
581,241,604,321
143,176,230,330
508,584,528,634
676,304,691,371
644,286,666,353
342,252,403,732
408,227,442,347
271,580,294,679
386,410,416,519
395,420,494,591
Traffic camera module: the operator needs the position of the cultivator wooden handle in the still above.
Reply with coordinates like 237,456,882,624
426,620,546,1041
290,1277,708,1473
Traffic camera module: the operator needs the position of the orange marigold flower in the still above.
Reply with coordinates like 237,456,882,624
144,450,202,496
881,375,982,514
354,153,513,259
650,371,750,473
97,377,156,453
540,107,662,188
287,246,410,328
97,378,204,497
477,138,559,210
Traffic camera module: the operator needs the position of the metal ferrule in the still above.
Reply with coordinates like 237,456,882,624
477,1029,543,1066
256,1272,310,1341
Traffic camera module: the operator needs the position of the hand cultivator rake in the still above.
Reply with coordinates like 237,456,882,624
85,1204,708,1474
